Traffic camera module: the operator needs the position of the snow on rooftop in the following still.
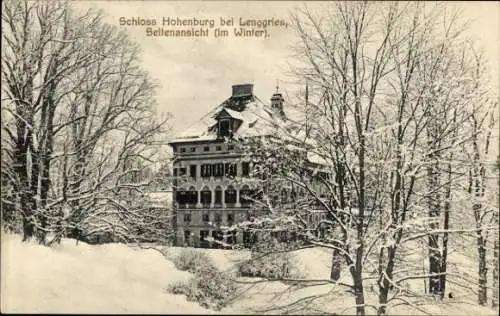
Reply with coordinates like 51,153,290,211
169,92,285,144
222,108,245,121
145,191,172,207
168,86,331,168
307,151,331,166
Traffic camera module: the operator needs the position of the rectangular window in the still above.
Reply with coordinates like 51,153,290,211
173,168,178,177
212,163,224,177
179,168,187,176
219,120,231,137
184,213,191,223
200,230,209,248
203,146,210,152
184,230,191,246
227,214,234,222
215,213,222,223
228,145,234,150
216,145,222,151
190,165,197,179
181,147,186,153
203,213,210,222
224,163,237,177
190,147,196,152
173,146,177,152
242,162,250,177
201,164,212,177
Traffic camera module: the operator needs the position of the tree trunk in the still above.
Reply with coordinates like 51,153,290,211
35,63,59,245
15,118,36,242
439,162,452,298
477,230,488,305
428,159,442,296
331,245,342,281
492,232,499,308
378,246,396,315
350,261,366,316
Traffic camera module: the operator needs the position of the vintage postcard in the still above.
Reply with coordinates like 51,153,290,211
1,1,499,315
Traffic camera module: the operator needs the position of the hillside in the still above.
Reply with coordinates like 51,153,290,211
1,234,497,315
1,234,210,314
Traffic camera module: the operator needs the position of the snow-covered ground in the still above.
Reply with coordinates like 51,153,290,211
1,233,497,315
221,246,498,315
1,234,211,314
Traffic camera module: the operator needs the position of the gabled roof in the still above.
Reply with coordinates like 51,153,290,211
220,108,244,121
168,84,330,169
169,92,286,144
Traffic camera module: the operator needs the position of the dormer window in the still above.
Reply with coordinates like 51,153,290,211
219,119,232,137
214,107,242,138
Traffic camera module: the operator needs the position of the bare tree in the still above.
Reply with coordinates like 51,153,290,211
231,2,498,315
465,90,498,305
1,0,170,244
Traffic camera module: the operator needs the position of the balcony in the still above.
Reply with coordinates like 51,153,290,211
240,202,252,208
176,203,198,209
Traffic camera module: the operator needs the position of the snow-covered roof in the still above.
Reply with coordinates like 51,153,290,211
307,152,330,166
169,90,286,144
168,84,330,167
145,191,172,208
219,108,245,121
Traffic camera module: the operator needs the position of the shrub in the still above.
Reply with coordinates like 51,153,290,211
168,249,238,310
238,251,295,279
168,268,237,310
238,232,298,279
172,249,215,274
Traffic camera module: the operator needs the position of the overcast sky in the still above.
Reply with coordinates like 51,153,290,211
75,1,499,136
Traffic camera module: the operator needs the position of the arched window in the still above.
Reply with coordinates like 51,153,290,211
214,186,223,206
225,185,236,204
240,185,252,207
201,186,211,206
176,188,188,205
188,186,198,205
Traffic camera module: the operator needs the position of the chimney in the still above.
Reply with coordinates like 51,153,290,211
271,92,285,118
232,84,253,98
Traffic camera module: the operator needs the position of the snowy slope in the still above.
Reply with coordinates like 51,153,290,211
221,246,498,315
1,234,211,314
2,234,497,315
162,246,251,273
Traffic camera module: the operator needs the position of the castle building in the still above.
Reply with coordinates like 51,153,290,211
168,83,332,248
168,83,290,248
